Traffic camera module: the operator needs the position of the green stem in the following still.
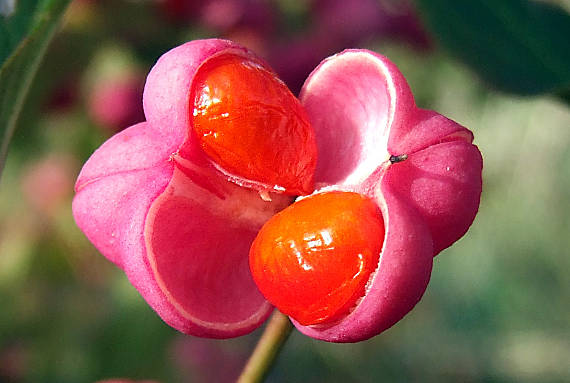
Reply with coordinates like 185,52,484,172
237,310,293,383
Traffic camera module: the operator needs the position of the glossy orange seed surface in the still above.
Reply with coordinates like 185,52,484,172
249,191,385,325
191,52,317,195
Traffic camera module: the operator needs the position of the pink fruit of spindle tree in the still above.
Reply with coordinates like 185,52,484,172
73,39,482,342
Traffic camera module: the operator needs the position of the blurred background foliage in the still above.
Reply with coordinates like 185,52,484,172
0,0,569,382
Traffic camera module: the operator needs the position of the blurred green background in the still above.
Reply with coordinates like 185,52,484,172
1,0,569,382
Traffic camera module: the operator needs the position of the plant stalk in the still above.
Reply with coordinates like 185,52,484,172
237,310,293,383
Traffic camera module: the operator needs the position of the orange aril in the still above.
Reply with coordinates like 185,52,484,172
249,191,385,325
191,52,317,195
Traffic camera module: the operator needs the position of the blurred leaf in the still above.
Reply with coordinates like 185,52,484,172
0,0,71,179
414,0,570,98
1,0,35,63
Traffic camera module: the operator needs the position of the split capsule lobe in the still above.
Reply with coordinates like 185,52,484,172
191,52,317,196
249,191,385,325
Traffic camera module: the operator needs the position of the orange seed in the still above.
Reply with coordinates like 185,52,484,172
249,191,385,325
